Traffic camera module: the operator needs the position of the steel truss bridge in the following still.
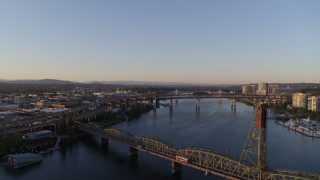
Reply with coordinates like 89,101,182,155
78,123,319,180
157,94,286,100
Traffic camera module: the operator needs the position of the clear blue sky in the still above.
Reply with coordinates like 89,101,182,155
1,1,319,84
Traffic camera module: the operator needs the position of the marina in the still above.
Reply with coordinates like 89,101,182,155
275,117,320,138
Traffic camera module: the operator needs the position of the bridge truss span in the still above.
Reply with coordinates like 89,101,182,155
104,128,136,144
135,136,178,157
177,148,259,180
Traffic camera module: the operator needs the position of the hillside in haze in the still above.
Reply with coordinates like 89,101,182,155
0,79,75,84
0,79,319,89
0,79,233,86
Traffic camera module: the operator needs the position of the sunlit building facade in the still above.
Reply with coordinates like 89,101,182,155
268,85,278,95
242,85,256,94
292,93,308,109
308,96,320,112
256,82,268,95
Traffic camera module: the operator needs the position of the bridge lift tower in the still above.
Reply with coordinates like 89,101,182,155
240,103,267,178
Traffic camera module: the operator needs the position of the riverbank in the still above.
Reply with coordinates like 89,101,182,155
94,105,154,128
235,98,254,106
0,104,166,160
0,136,58,158
273,105,320,121
232,99,320,122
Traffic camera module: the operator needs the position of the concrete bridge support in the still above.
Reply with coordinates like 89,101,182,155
195,98,200,111
169,98,173,112
231,100,236,111
129,147,138,157
152,98,157,109
100,137,109,146
100,137,109,151
172,161,182,175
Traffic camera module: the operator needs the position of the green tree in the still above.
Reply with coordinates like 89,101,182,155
0,134,26,154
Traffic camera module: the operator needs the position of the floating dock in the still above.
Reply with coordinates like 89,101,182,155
275,121,320,138
4,153,43,168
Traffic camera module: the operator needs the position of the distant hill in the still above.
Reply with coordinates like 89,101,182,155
87,80,190,86
85,80,225,87
0,79,240,87
0,79,76,84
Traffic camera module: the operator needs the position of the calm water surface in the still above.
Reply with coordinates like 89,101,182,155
1,99,319,180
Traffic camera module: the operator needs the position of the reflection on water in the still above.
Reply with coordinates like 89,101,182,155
0,99,319,180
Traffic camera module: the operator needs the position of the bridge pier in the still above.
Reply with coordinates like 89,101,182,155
172,161,182,175
169,98,173,112
195,98,200,111
231,100,236,111
100,137,109,149
152,97,157,110
129,147,138,157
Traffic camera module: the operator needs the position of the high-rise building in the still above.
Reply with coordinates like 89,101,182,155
308,96,320,112
268,85,278,95
242,85,256,94
292,93,308,109
256,82,268,95
242,85,248,94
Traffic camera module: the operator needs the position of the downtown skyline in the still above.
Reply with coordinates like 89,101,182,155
1,1,320,84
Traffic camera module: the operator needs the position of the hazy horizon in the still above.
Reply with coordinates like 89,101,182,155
1,1,319,84
0,78,318,86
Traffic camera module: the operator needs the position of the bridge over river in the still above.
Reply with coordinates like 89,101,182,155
77,105,319,180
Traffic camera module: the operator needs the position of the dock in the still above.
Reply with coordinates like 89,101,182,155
4,153,43,168
275,121,320,138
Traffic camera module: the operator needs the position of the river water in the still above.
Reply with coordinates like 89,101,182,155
1,99,319,180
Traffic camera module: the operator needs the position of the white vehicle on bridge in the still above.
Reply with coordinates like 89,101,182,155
175,156,188,163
